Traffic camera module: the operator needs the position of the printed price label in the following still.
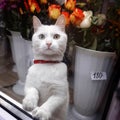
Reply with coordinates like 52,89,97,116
91,72,107,80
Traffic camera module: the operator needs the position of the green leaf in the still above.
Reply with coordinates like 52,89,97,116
88,38,97,50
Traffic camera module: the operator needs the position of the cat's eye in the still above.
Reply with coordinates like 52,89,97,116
39,34,45,39
53,34,60,40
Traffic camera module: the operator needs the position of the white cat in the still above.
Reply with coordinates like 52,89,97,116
22,15,69,120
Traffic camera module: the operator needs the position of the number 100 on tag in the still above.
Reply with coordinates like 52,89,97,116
91,72,107,81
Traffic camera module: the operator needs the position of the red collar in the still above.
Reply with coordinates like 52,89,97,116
34,60,60,64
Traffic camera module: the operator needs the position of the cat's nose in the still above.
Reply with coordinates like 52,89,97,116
46,42,52,48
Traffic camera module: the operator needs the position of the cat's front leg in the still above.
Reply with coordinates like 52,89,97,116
32,107,51,120
22,87,39,111
32,95,66,120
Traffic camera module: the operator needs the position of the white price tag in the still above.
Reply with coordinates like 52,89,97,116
91,72,107,80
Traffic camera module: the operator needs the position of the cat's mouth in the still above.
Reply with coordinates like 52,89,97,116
42,48,56,54
39,45,61,55
43,48,62,56
47,47,51,50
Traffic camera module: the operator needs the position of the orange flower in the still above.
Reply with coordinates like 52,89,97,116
28,0,41,13
48,4,61,20
40,0,47,4
70,8,84,26
65,0,76,11
28,0,32,7
19,7,24,15
62,11,70,25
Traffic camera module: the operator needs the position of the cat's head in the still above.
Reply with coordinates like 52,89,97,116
32,15,67,61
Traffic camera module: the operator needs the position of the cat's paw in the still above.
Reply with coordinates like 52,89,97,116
22,97,37,111
32,107,51,120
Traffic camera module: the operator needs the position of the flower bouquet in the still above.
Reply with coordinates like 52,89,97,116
16,0,119,54
3,0,120,54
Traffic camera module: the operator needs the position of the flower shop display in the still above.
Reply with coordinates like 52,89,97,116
68,1,119,120
66,1,119,120
7,0,117,53
14,0,119,54
3,0,120,119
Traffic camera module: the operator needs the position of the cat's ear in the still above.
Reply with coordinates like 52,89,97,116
33,16,42,32
55,15,65,32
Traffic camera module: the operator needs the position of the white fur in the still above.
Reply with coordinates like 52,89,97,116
22,16,69,120
32,25,67,61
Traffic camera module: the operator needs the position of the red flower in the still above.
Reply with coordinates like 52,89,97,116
62,11,70,25
27,0,41,13
24,1,29,11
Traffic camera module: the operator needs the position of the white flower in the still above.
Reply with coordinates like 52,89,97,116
79,10,93,28
95,14,106,26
